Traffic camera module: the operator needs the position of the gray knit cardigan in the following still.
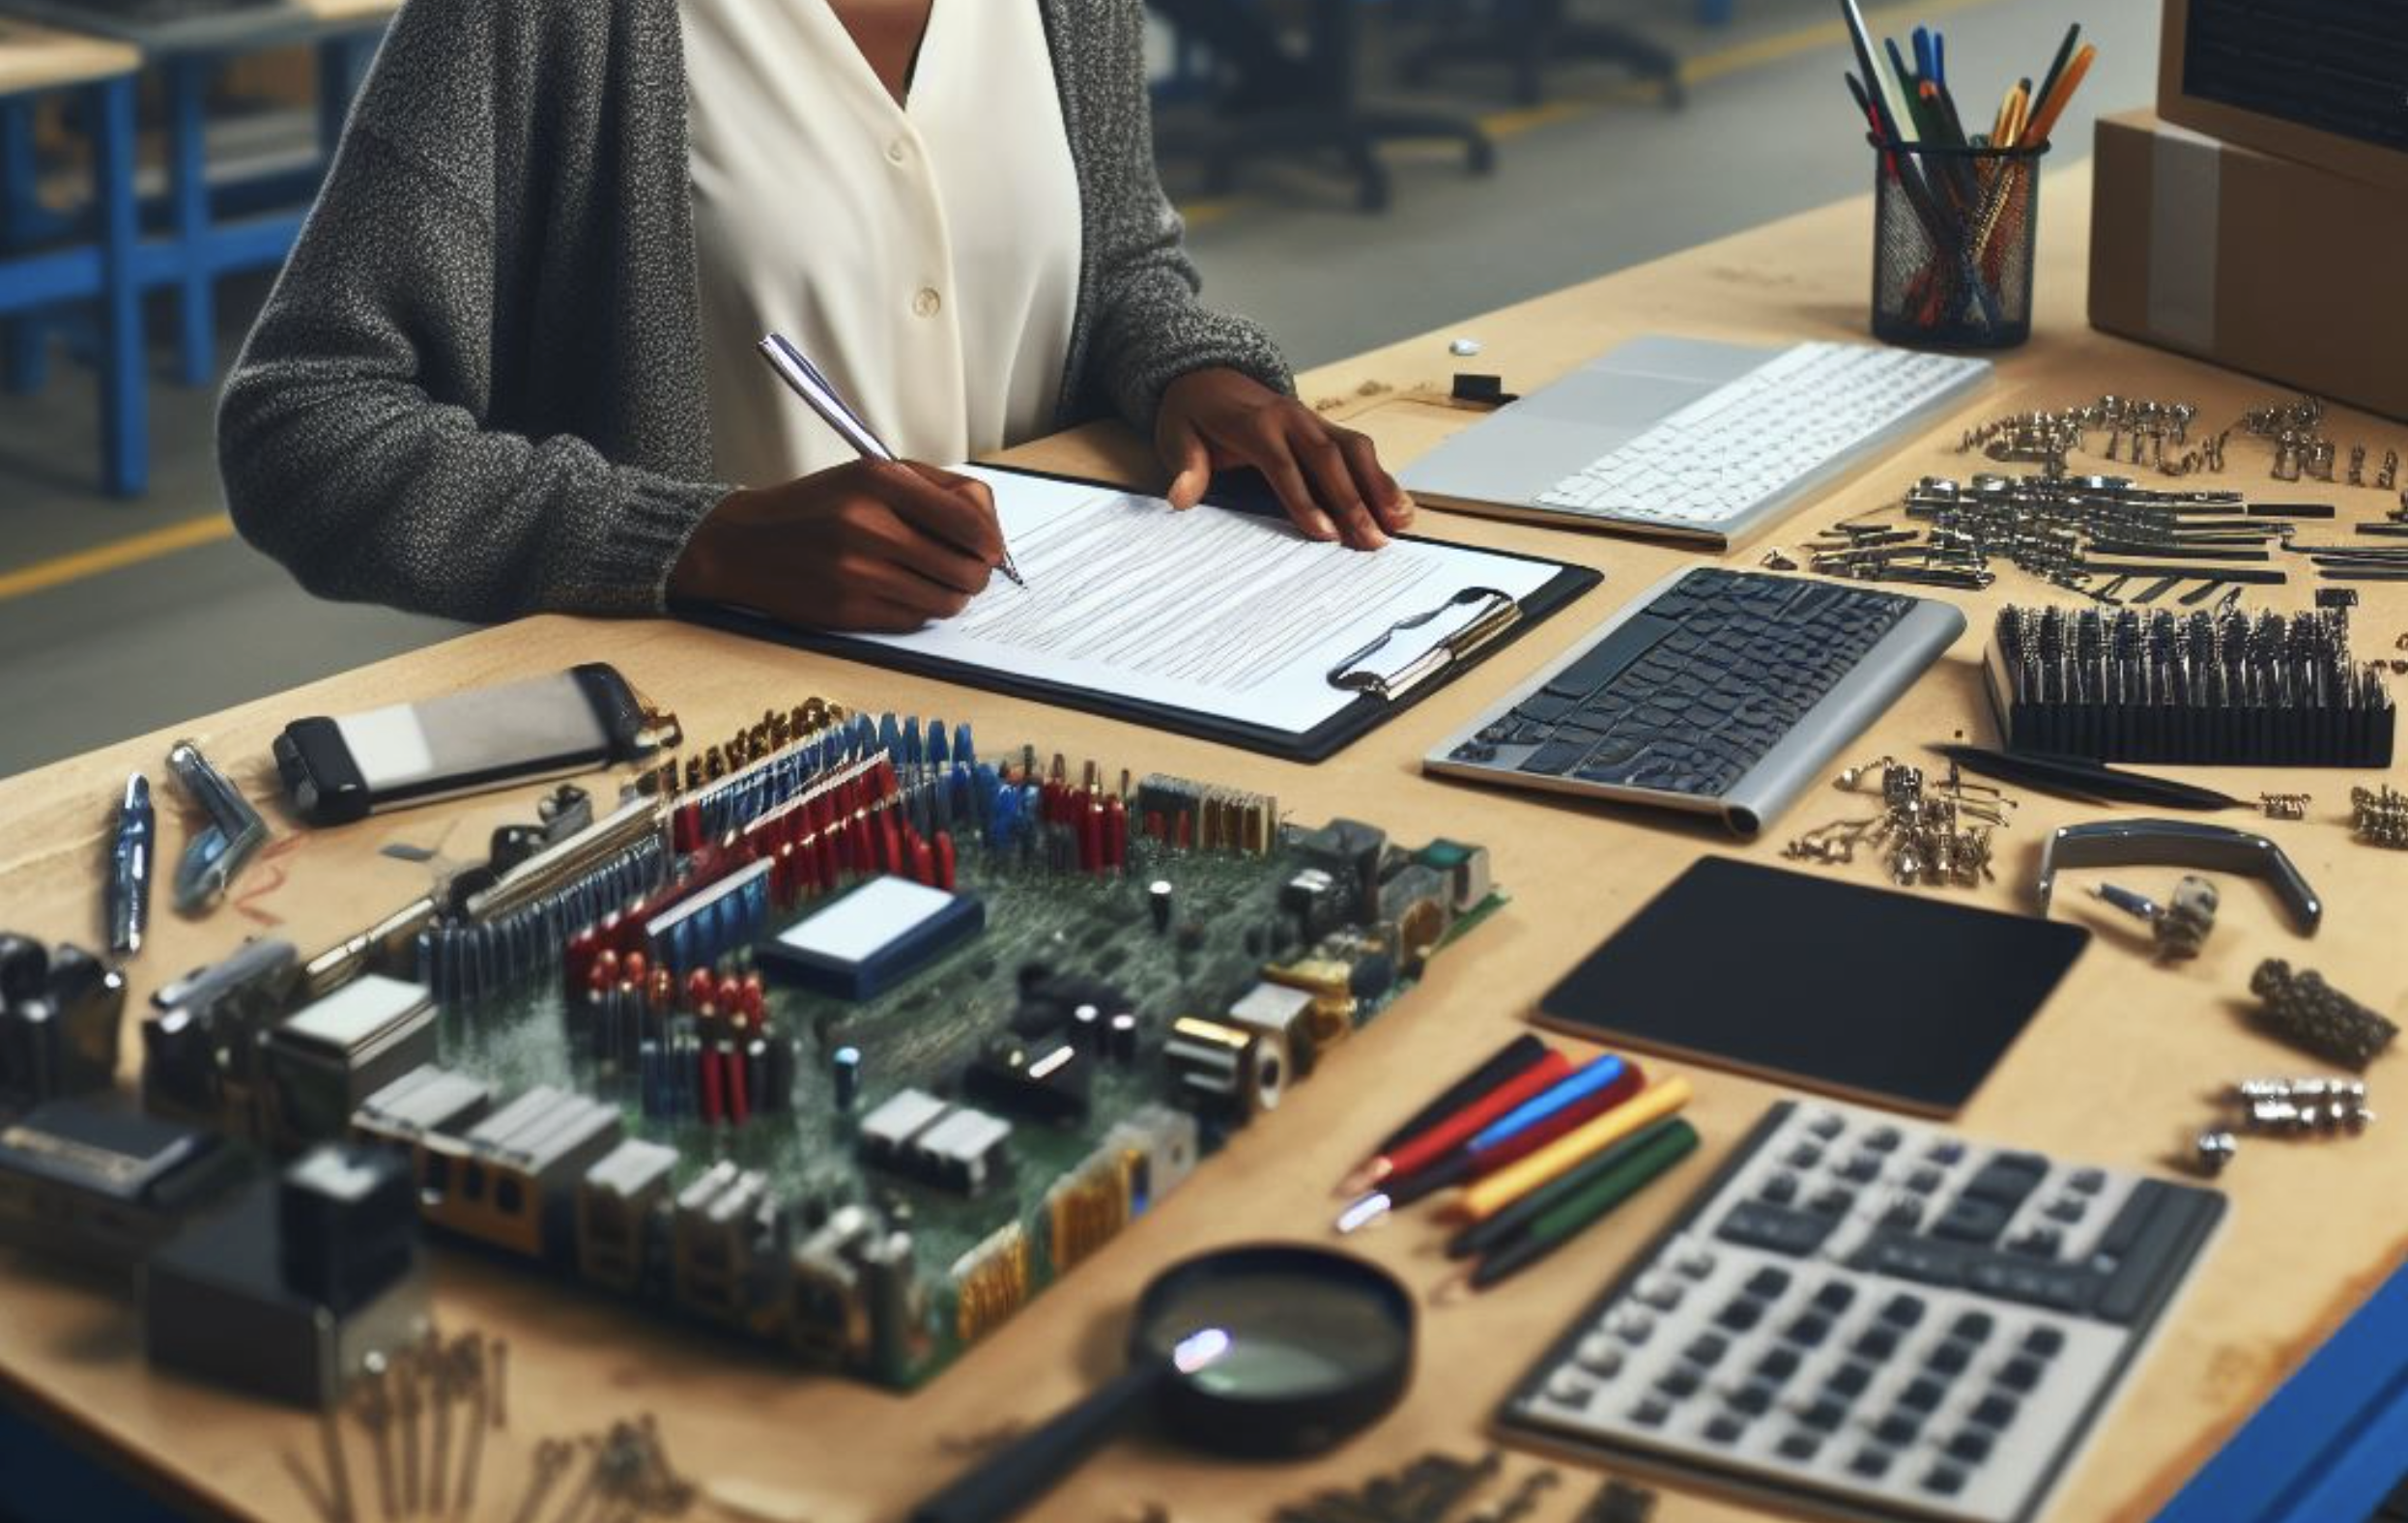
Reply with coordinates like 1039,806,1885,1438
217,0,1293,623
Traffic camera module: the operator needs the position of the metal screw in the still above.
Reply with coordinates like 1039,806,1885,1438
2193,1129,2237,1176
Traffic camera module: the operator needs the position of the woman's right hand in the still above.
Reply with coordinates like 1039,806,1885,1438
671,460,1004,632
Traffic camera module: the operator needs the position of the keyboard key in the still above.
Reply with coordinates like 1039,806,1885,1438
1716,1201,1836,1257
1746,1266,1793,1301
1865,1126,1903,1153
1657,1365,1704,1400
1972,1394,2020,1429
1630,1396,1673,1426
1807,1187,1856,1217
1924,1463,1969,1497
1849,1447,1893,1480
1730,1382,1777,1417
1935,1195,2013,1244
1717,1298,1767,1334
1997,1355,2046,1393
1778,1431,1822,1461
1825,1362,1875,1398
1947,1427,1996,1464
1874,1413,1921,1447
1951,1311,1996,1344
1926,1339,1973,1377
1839,1153,1882,1184
1755,1347,1801,1384
1705,1414,1747,1445
1800,1397,1849,1432
1879,1294,1927,1330
1685,1333,1730,1368
1520,740,1592,777
1964,1156,2048,1205
2022,1327,2066,1360
1898,1376,1947,1413
1785,1313,1834,1349
1542,613,1680,701
1761,1170,1800,1205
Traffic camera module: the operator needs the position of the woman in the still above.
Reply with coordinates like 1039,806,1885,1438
219,0,1414,633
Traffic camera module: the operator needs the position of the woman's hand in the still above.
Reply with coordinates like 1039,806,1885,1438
670,460,1003,632
1156,367,1414,549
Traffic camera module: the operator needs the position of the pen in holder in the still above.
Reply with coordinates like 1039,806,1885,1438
1868,135,2047,350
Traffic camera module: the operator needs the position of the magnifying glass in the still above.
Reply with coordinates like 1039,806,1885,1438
910,1244,1417,1523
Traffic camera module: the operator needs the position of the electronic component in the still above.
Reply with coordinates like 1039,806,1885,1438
1499,1098,2225,1523
2249,962,2398,1071
0,1098,244,1274
0,935,126,1109
1399,335,1990,548
263,975,440,1145
672,1162,786,1331
142,1147,431,1408
575,1137,678,1295
417,1085,623,1258
963,1038,1093,1124
2092,877,2219,961
272,664,670,826
757,876,985,999
1163,1015,1285,1117
1428,568,1966,837
1227,981,1319,1079
142,938,302,1131
1987,606,2396,766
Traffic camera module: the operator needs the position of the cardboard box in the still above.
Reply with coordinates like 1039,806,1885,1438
2159,0,2408,196
2089,108,2408,423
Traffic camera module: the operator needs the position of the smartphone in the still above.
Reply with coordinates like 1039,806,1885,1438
273,665,662,825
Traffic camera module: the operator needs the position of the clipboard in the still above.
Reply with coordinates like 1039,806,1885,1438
676,465,1601,763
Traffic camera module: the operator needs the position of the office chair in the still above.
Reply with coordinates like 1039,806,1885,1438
1403,0,1683,108
1148,0,1494,214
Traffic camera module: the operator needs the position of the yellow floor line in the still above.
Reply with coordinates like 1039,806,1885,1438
0,513,235,603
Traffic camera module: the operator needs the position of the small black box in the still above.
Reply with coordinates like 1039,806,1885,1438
278,1145,418,1313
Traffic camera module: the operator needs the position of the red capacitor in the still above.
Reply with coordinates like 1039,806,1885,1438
726,1042,750,1124
717,975,745,1017
588,949,620,993
1175,812,1192,849
911,833,935,886
674,802,703,854
622,951,648,990
1145,811,1164,841
1104,797,1128,872
935,831,958,891
648,967,674,1012
1079,806,1103,874
685,968,717,1011
742,975,766,1022
880,813,902,875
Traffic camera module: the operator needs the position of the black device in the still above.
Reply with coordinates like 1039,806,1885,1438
274,664,667,825
1537,858,2090,1117
911,1244,1417,1523
0,934,126,1109
0,1097,244,1274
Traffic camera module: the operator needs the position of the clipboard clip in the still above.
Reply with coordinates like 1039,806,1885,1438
1327,587,1522,703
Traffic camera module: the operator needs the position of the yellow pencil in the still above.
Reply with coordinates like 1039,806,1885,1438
1990,84,2017,146
1456,1077,1694,1222
2022,43,2096,148
2000,84,2030,149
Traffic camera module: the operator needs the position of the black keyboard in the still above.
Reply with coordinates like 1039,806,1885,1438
1427,568,1967,837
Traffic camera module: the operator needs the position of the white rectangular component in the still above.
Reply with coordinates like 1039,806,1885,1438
776,876,957,963
283,975,434,1055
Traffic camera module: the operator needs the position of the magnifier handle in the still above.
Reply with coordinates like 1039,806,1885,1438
910,1362,1165,1523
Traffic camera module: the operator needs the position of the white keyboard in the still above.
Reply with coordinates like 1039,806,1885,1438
1536,343,1991,532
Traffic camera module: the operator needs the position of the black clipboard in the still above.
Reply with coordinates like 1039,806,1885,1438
674,464,1602,762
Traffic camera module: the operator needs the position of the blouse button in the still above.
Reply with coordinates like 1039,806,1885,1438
912,287,943,319
886,139,909,165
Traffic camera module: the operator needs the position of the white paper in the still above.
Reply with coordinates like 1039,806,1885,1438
851,469,1563,735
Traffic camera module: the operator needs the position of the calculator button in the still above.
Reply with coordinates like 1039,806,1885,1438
1611,1310,1655,1344
1849,1448,1893,1480
1853,1326,1900,1362
1879,1294,1927,1329
1865,1127,1903,1153
1677,1249,1719,1279
1547,1370,1597,1404
1951,1310,1995,1344
1873,1413,1921,1447
1730,1383,1777,1418
1716,1201,1837,1257
2046,1195,2088,1224
1630,1396,1673,1426
1898,1375,1947,1413
1997,1355,2047,1393
1800,1397,1849,1431
1788,1144,1824,1170
1881,1197,1926,1231
1705,1414,1747,1445
1755,1347,1801,1384
1716,1299,1767,1334
1636,1278,1687,1311
1906,1166,1945,1194
1972,1394,2020,1429
1924,1463,1969,1496
1786,1313,1834,1349
2022,1326,2067,1360
1656,1365,1704,1400
1746,1266,1793,1300
1762,1170,1802,1204
1778,1431,1822,1461
1684,1334,1729,1368
1926,1141,1965,1165
1935,1195,2013,1244
1808,1187,1856,1217
1839,1154,1882,1184
2068,1167,2107,1194
1825,1361,1875,1398
1964,1157,2047,1205
1926,1339,1974,1377
1947,1427,1996,1464
1812,1281,1857,1315
1809,1112,1846,1140
1575,1336,1624,1377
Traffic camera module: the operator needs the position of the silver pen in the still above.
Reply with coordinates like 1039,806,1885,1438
756,332,1026,589
167,739,271,913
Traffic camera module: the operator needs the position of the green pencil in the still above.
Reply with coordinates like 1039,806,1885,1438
1469,1121,1701,1290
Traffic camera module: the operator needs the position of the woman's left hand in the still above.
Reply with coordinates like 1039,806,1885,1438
1157,367,1415,549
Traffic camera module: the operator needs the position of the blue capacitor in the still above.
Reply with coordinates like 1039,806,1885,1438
877,712,902,759
903,716,923,766
991,785,1021,851
927,719,949,767
833,1045,863,1111
954,723,974,767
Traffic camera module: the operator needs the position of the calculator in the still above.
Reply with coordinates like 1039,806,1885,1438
1496,1099,2224,1523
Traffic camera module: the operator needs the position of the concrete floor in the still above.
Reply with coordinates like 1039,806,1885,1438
0,0,2158,781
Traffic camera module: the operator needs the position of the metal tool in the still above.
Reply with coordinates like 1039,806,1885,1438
2092,876,2219,960
107,772,154,956
2036,819,2322,934
166,738,271,912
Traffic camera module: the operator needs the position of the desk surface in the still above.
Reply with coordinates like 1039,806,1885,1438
0,17,139,94
3,160,2403,1523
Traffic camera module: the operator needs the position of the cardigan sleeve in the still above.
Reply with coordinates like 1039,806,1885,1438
1067,3,1298,433
216,0,729,623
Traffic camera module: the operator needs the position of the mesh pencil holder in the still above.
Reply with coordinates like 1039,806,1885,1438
1868,137,2048,350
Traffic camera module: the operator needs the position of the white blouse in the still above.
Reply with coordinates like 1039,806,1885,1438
682,0,1084,489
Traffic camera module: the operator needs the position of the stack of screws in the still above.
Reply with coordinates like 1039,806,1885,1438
506,1418,693,1523
1274,1451,1505,1523
2190,1078,2374,1177
289,1331,504,1523
1783,758,2009,888
2249,961,2399,1071
2351,785,2408,848
2259,792,2313,821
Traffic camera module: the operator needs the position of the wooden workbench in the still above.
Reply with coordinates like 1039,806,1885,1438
2,161,2401,1523
0,17,138,94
